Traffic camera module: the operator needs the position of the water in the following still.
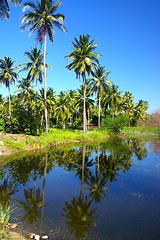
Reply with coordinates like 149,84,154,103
0,137,160,239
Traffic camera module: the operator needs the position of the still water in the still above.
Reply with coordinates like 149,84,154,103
0,137,160,239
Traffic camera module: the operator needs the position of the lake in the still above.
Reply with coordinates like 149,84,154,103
0,137,160,239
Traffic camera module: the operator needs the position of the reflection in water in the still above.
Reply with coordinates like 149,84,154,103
0,137,160,239
63,195,96,239
40,152,48,236
63,145,97,239
18,188,42,224
0,179,16,207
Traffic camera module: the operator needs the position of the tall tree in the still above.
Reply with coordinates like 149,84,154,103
76,84,95,127
21,0,67,135
89,65,111,129
134,100,149,125
55,91,70,128
0,57,18,118
121,91,134,126
20,47,48,97
102,84,121,118
65,34,101,134
20,47,51,134
0,0,21,19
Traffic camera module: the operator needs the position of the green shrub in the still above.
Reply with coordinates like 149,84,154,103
0,204,11,229
101,115,129,133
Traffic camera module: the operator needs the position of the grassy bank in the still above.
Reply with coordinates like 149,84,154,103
124,126,160,134
0,129,109,154
0,127,160,156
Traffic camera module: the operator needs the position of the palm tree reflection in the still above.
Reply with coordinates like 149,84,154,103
19,188,42,225
86,145,110,202
64,196,96,239
0,179,16,207
86,174,109,203
63,145,97,239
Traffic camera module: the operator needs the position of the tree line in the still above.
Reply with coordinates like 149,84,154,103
0,0,149,135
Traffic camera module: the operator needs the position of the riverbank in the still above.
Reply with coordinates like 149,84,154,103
0,127,160,158
0,129,109,157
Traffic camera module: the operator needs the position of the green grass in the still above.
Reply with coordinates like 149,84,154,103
124,126,160,134
1,127,160,155
36,129,108,148
4,138,26,151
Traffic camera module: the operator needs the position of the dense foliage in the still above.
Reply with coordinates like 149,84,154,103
0,0,151,136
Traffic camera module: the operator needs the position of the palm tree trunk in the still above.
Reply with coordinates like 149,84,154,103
8,85,11,118
83,76,87,134
43,34,48,135
8,85,12,131
80,145,86,199
36,79,39,134
87,109,90,126
98,94,101,129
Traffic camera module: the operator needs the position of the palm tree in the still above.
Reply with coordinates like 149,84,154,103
134,100,149,125
102,84,121,118
0,57,18,118
21,0,67,135
0,0,21,19
121,91,134,126
20,48,48,96
66,90,79,126
55,91,70,128
65,34,101,134
38,88,56,129
20,47,52,133
76,84,95,128
89,65,111,129
17,78,35,107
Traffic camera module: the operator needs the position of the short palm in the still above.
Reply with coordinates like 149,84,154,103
0,57,18,116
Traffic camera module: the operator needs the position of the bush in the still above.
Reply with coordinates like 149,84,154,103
101,115,129,133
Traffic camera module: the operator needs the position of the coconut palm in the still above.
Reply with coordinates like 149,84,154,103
17,78,35,107
76,84,95,127
55,91,70,128
102,84,121,117
121,91,134,126
0,57,18,118
20,48,47,96
66,90,79,126
20,48,52,133
65,34,101,134
89,65,111,129
21,0,67,135
134,100,149,125
0,0,21,19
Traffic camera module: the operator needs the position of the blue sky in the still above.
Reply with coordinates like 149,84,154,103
0,0,159,113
